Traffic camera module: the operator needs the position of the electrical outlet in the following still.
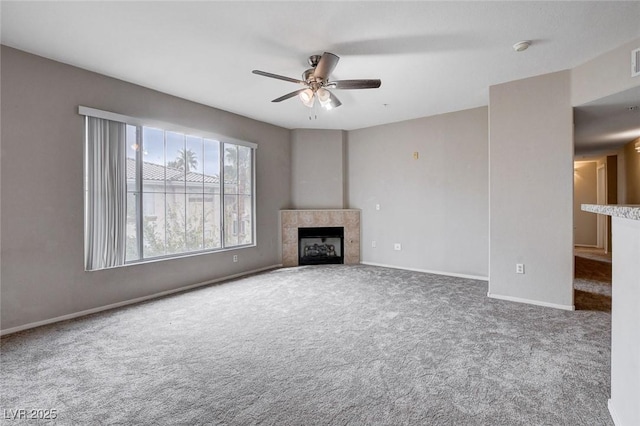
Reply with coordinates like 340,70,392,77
233,255,238,263
516,263,524,274
375,204,381,211
372,241,377,248
394,243,402,251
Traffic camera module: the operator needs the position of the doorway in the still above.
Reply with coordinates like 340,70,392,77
573,158,613,311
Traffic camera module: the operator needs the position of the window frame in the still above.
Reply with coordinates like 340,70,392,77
80,106,257,268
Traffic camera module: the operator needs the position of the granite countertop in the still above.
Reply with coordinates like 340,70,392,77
581,204,640,221
280,209,361,212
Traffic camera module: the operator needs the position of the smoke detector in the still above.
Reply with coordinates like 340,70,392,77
513,41,531,52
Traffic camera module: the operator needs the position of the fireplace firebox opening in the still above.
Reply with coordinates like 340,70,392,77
298,227,344,265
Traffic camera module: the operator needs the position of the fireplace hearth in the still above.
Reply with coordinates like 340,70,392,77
298,227,344,265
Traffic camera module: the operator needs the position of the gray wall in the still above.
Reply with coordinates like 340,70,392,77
347,107,489,279
573,161,598,246
0,46,291,331
291,129,346,209
489,70,574,309
572,37,640,106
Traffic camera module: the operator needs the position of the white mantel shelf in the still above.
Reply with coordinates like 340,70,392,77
581,204,640,220
582,203,640,426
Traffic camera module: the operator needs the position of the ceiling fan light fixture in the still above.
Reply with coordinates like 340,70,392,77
317,88,331,107
299,88,315,108
324,97,340,110
253,52,381,111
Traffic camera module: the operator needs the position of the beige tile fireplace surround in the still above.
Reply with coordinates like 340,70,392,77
281,209,361,267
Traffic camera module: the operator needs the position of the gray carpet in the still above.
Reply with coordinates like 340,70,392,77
1,265,612,425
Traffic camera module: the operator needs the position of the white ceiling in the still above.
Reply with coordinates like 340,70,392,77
574,85,640,155
2,1,640,149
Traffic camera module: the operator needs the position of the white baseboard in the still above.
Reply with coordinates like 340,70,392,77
0,264,282,337
361,261,489,281
487,292,575,311
608,399,622,426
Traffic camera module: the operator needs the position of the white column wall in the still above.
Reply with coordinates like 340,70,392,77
488,70,574,310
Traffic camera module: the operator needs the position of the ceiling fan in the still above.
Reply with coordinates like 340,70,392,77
252,52,381,110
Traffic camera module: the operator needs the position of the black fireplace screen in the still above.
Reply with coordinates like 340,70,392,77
298,227,344,265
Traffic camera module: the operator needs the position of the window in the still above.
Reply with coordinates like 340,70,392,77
82,107,255,270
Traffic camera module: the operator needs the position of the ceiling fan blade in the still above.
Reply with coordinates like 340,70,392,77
313,52,340,81
328,79,382,90
272,88,307,103
252,70,306,85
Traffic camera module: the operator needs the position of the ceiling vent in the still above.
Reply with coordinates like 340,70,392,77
633,48,640,78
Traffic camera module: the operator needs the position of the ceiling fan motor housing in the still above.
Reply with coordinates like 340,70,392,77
304,55,330,86
303,68,315,83
303,68,325,88
308,55,322,67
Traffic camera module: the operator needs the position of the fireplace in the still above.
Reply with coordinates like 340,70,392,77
298,227,344,265
281,209,360,267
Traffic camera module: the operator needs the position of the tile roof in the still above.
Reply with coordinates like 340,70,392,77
126,157,219,184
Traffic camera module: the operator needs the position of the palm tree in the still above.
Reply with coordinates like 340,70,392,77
168,148,198,172
223,145,251,185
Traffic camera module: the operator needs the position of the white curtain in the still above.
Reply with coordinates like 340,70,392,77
85,116,127,270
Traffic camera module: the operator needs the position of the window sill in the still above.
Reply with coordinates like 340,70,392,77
86,243,256,272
